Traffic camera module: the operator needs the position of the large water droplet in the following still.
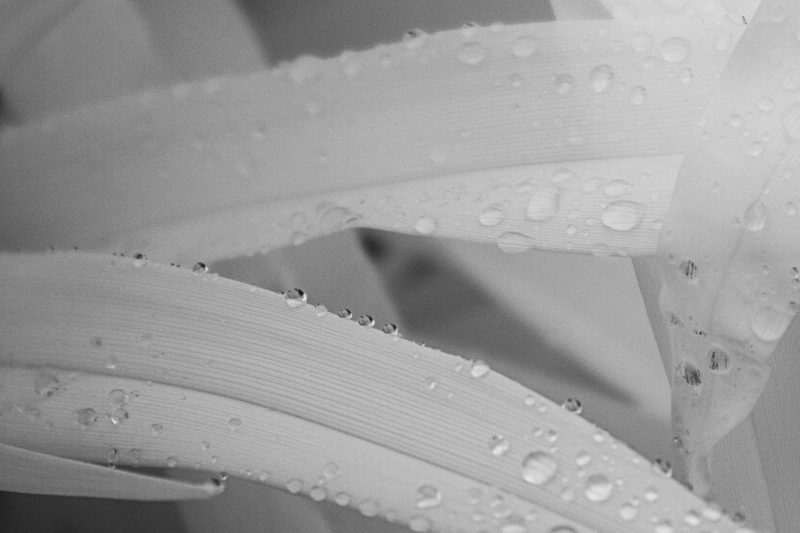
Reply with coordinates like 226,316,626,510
512,36,539,58
414,216,438,235
589,65,614,93
659,37,691,62
416,484,442,509
526,186,560,221
357,315,375,327
479,206,507,226
497,232,535,254
783,102,800,140
601,201,645,231
584,474,613,502
458,42,489,65
521,451,557,485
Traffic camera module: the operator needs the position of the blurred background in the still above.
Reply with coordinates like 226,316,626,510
0,1,675,531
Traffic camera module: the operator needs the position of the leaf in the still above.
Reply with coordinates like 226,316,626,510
0,250,745,531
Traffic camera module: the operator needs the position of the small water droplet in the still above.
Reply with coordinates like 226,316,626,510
601,201,645,231
653,520,674,533
619,503,638,521
150,423,164,436
603,180,632,197
382,323,399,335
283,288,307,308
409,516,432,533
479,206,507,226
309,486,327,501
358,499,379,517
416,484,442,509
714,33,732,51
679,68,693,84
337,308,352,319
589,64,614,93
652,457,673,477
286,478,303,494
708,347,730,374
227,417,242,432
521,451,558,485
132,253,147,267
489,435,510,456
512,36,539,58
785,201,797,216
562,397,583,414
743,200,768,231
629,86,646,105
334,492,351,506
322,462,340,479
678,259,699,284
659,37,691,62
458,42,488,64
683,510,701,526
554,74,574,95
414,216,438,235
402,29,426,49
584,473,613,502
166,456,178,468
576,451,592,467
526,186,560,221
76,407,99,428
497,232,535,254
758,96,775,112
470,359,490,378
643,487,659,502
702,504,722,521
357,315,374,327
105,355,117,370
314,304,327,317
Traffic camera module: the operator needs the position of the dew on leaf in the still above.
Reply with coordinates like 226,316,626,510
76,407,99,428
337,308,352,319
286,478,304,494
497,232,535,254
283,288,307,308
416,484,442,509
554,74,574,95
603,180,632,197
584,473,613,502
521,451,557,485
511,36,539,58
227,417,242,432
357,315,374,327
526,186,560,221
619,503,638,521
470,359,490,378
659,37,691,62
562,398,583,414
409,516,432,533
414,216,438,235
653,457,673,477
309,486,327,501
601,201,645,231
382,323,399,335
358,499,379,516
479,206,506,226
589,64,614,93
458,42,488,65
489,435,510,456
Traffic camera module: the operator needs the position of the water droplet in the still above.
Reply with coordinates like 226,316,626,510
76,407,99,428
489,435,510,456
358,499,379,517
414,216,438,235
409,516,432,532
783,102,800,140
652,457,673,477
200,441,210,450
402,29,426,49
416,484,442,509
576,451,592,467
105,355,117,370
562,398,583,414
227,417,242,432
470,359,490,378
683,510,701,526
382,323,399,335
629,86,646,105
526,186,560,221
653,520,674,533
132,253,147,267
678,260,699,284
601,201,645,231
337,308,352,319
643,487,659,501
150,423,164,436
425,376,438,390
603,180,632,197
554,74,574,95
584,474,613,502
497,232,535,254
357,315,374,327
743,200,768,231
702,504,722,521
166,456,178,468
619,502,638,521
33,373,59,398
659,37,691,62
479,206,507,226
309,486,327,501
334,492,351,506
512,36,539,58
283,288,307,308
708,347,730,374
589,65,614,93
521,451,558,485
286,478,303,494
322,462,340,479
458,42,488,65
314,304,327,317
